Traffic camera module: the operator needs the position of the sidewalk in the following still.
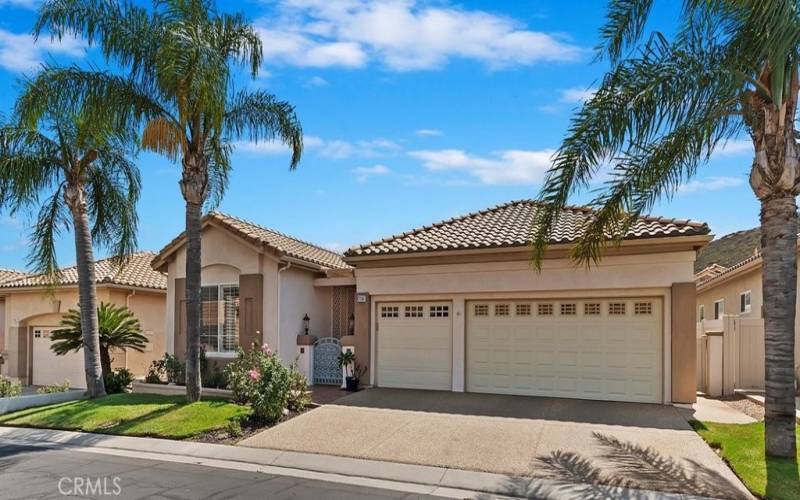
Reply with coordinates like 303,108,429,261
0,426,707,499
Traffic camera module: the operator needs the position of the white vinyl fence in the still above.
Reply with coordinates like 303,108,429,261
696,315,765,396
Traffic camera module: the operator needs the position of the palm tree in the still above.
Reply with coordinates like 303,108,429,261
0,89,140,399
51,302,148,378
29,0,303,401
532,1,798,458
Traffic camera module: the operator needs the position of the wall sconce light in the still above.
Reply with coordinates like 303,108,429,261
303,314,310,335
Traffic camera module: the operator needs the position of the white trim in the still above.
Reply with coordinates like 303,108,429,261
200,283,240,356
739,290,752,314
714,299,725,320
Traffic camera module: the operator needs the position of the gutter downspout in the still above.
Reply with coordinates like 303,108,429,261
276,261,292,355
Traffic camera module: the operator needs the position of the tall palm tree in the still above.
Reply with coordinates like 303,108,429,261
51,302,148,378
29,0,303,401
0,87,140,398
532,1,798,458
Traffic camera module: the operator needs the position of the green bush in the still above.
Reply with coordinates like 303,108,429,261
224,343,292,423
36,380,70,394
0,376,22,398
225,419,243,439
163,354,185,385
145,357,166,384
104,368,135,394
287,362,311,412
200,347,227,389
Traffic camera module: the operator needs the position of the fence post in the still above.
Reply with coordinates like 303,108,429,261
722,315,738,396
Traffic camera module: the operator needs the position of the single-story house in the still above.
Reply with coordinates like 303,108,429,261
0,252,167,388
695,228,800,392
149,212,354,372
158,201,710,405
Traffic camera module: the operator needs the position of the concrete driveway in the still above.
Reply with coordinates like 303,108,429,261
241,388,750,499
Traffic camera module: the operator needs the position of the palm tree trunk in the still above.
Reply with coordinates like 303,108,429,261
66,183,106,398
184,199,203,402
761,194,798,458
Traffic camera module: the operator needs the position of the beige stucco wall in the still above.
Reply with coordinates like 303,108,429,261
0,298,5,353
697,267,763,321
278,267,331,363
163,224,329,362
1,286,166,383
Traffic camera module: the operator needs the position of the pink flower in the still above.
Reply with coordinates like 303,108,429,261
248,369,260,381
261,343,273,356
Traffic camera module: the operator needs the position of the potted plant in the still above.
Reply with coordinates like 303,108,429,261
338,351,361,391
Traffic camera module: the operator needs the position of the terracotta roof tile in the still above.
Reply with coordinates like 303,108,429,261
154,213,350,271
0,252,166,290
346,200,710,257
0,268,30,285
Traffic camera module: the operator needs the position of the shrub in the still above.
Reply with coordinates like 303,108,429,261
163,354,185,385
145,357,166,384
37,380,70,394
200,347,227,389
0,376,21,398
287,362,311,412
224,343,292,423
104,368,135,394
225,419,243,439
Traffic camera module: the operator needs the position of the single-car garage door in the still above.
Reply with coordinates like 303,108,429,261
467,299,662,403
32,326,86,389
376,302,452,391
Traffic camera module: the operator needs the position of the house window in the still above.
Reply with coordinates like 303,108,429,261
740,291,752,314
495,304,510,316
474,304,489,316
584,303,601,315
714,299,724,320
381,306,399,318
516,303,532,316
200,284,239,354
405,305,424,318
560,303,577,315
699,305,705,321
430,305,449,317
634,302,653,315
537,303,554,316
608,302,626,315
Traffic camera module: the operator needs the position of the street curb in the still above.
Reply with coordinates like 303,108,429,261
0,426,709,499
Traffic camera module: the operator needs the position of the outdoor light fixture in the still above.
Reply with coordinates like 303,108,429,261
303,314,310,335
348,313,355,336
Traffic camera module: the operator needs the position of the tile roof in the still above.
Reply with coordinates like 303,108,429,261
0,252,166,290
0,268,30,285
696,251,762,289
346,200,710,257
153,212,350,271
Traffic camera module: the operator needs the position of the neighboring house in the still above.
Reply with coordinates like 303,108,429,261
162,201,710,405
0,252,167,388
150,212,354,371
695,230,800,392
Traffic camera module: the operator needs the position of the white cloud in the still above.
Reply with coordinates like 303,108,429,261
713,139,753,157
304,75,329,87
322,242,350,253
233,140,293,155
0,29,85,72
559,86,595,104
352,164,391,183
409,148,555,185
678,176,744,194
257,0,582,71
414,128,443,137
308,136,401,159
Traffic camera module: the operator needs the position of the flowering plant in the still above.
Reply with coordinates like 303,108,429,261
224,342,293,423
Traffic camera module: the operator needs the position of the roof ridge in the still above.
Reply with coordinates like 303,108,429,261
211,211,344,257
697,251,762,286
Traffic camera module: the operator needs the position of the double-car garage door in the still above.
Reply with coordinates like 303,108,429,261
376,298,663,403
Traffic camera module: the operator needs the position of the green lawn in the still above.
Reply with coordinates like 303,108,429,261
0,393,250,439
692,420,800,499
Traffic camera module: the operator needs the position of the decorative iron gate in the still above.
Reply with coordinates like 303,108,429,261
313,337,342,385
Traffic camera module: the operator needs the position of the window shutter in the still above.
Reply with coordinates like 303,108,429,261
174,278,186,360
239,274,263,351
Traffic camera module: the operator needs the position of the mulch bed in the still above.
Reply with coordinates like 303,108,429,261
717,395,765,421
192,407,315,445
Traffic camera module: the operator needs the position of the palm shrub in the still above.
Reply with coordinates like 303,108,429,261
0,90,140,398
50,302,148,379
31,0,304,402
103,368,134,394
532,1,799,457
0,376,22,398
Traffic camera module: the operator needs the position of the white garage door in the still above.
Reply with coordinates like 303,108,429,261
376,302,452,391
32,327,86,389
467,299,662,403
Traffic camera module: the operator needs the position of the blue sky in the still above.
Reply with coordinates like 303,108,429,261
0,0,757,270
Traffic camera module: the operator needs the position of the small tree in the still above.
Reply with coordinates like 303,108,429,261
50,302,148,378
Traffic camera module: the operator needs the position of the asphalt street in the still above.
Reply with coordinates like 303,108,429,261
0,443,449,499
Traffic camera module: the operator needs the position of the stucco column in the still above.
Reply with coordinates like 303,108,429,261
452,296,465,392
671,282,696,403
353,294,371,385
296,334,316,385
